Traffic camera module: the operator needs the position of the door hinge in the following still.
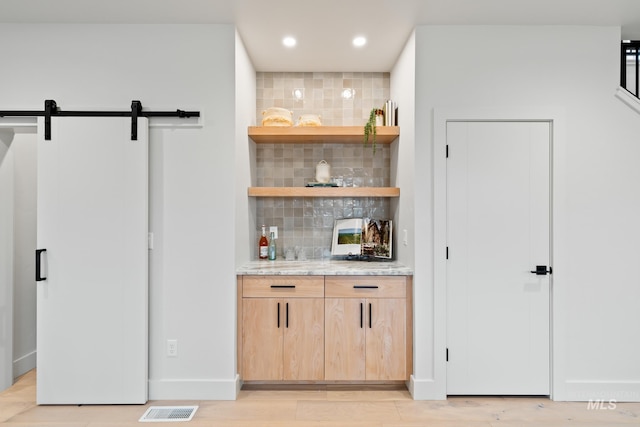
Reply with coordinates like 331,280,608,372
446,246,449,260
446,145,449,158
446,348,449,362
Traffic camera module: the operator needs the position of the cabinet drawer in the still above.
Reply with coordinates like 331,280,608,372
243,276,324,298
325,276,406,298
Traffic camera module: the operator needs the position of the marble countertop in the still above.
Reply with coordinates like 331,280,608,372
236,260,413,276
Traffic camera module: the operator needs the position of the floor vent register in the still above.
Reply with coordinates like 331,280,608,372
139,406,199,423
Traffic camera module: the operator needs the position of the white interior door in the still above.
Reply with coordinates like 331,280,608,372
36,116,148,404
446,121,550,395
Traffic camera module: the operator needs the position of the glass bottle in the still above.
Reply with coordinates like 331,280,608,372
259,225,268,260
268,231,276,260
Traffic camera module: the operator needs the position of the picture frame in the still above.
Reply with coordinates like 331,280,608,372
331,218,363,256
331,217,393,259
362,217,393,259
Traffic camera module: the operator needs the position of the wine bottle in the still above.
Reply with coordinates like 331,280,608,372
259,225,269,260
268,231,276,261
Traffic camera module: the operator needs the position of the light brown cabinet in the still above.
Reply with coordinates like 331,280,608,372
324,276,408,381
324,298,366,380
242,298,283,380
238,274,412,384
241,276,324,381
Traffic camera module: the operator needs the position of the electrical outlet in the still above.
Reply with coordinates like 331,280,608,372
269,226,278,239
167,339,178,357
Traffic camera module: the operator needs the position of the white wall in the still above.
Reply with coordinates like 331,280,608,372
0,129,15,391
389,31,418,393
11,130,37,378
234,30,256,269
412,25,640,401
390,31,416,269
0,23,239,399
234,30,256,387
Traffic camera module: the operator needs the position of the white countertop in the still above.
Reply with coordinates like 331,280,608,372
236,260,413,276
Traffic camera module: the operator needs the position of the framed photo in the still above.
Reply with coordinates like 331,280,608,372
362,218,393,259
331,218,363,256
331,217,393,259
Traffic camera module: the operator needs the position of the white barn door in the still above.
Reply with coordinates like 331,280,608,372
36,117,148,404
446,121,550,395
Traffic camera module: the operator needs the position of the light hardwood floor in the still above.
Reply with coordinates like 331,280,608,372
1,370,639,426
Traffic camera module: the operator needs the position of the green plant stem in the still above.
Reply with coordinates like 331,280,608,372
363,108,377,154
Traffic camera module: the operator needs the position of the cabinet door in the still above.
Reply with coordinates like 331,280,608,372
242,298,283,380
283,298,324,380
325,298,366,380
365,298,406,380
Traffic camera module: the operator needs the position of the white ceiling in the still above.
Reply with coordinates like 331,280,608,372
2,0,640,71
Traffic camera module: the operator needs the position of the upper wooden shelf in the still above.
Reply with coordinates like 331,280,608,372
248,187,400,198
248,126,400,144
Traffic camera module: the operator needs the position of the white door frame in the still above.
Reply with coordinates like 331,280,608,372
433,107,568,400
0,126,16,392
0,119,37,392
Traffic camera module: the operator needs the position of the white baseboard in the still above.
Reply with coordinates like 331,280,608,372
558,380,640,402
13,350,36,379
409,375,446,400
149,374,240,400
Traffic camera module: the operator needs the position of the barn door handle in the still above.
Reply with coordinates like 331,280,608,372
530,265,552,275
36,249,47,281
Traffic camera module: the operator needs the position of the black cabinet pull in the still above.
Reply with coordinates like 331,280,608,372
360,302,363,328
286,303,289,328
369,303,372,328
271,285,296,288
35,249,47,282
277,302,280,328
353,285,379,289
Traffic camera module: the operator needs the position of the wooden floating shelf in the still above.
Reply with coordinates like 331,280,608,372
248,126,400,144
248,187,400,198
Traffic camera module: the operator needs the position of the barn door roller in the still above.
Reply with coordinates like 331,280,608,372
0,99,200,141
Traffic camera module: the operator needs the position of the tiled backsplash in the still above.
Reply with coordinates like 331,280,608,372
256,72,390,126
255,144,391,188
256,144,391,260
254,72,392,260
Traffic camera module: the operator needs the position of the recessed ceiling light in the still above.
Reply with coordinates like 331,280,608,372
353,36,367,47
283,37,297,48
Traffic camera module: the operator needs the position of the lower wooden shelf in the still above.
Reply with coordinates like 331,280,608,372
248,187,400,198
